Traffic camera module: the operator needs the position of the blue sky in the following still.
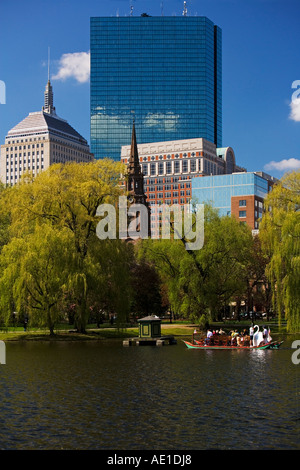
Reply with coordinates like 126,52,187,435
0,0,299,177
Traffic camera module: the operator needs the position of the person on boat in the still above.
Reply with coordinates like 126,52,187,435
219,328,226,335
263,326,268,344
249,324,254,346
231,330,239,345
205,328,213,345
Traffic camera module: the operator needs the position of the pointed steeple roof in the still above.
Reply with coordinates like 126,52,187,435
128,120,142,175
125,120,151,239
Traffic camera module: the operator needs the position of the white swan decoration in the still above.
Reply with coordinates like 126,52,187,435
253,325,264,347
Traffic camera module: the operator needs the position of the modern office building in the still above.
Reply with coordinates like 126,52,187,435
191,172,278,231
90,15,222,160
121,135,246,234
121,136,245,205
0,80,93,186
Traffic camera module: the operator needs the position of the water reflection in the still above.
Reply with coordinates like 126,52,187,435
0,338,299,450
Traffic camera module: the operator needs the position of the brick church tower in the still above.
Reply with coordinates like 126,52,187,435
125,121,151,238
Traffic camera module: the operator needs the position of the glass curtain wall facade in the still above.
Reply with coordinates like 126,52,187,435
90,16,222,161
191,173,270,217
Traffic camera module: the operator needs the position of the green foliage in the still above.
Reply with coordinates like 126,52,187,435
140,205,254,322
0,160,132,334
0,162,298,335
0,225,73,334
259,171,300,332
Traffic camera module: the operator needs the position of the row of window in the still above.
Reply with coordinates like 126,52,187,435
7,165,44,172
6,143,44,151
6,153,44,161
140,159,223,176
239,199,264,209
239,210,263,219
146,184,190,191
6,136,46,145
148,198,189,205
6,169,41,182
155,191,191,198
146,176,191,184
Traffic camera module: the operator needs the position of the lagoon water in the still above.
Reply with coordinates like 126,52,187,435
0,337,299,450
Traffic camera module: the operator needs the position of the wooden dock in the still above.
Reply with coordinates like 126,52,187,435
123,335,177,347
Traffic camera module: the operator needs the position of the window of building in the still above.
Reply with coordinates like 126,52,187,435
239,200,246,207
150,162,156,176
239,210,246,218
166,161,172,174
190,160,196,172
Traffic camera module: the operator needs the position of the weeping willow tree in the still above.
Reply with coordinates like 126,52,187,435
0,225,73,335
0,160,132,334
259,171,300,332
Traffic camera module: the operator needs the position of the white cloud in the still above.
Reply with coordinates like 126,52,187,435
144,112,180,132
264,158,300,172
289,97,300,122
52,51,90,84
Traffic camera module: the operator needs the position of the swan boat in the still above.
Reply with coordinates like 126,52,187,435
183,340,283,350
183,325,283,350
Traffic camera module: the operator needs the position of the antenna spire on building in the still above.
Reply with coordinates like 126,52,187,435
48,46,50,81
183,1,187,16
43,47,56,116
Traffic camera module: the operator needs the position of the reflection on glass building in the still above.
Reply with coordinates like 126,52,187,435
192,172,278,231
90,16,222,161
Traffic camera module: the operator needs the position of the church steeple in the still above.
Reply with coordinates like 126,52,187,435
127,120,142,181
125,120,151,237
126,120,147,204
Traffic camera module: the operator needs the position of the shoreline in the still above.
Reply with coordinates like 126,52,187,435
0,322,293,342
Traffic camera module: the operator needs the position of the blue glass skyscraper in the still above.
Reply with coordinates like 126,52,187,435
90,16,222,161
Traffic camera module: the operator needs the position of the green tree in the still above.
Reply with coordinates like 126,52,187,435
129,254,166,318
259,171,300,332
0,160,129,333
141,205,253,322
0,225,73,335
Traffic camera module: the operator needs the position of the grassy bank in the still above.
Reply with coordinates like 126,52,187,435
0,319,290,342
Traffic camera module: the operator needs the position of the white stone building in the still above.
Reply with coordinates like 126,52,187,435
0,80,93,186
